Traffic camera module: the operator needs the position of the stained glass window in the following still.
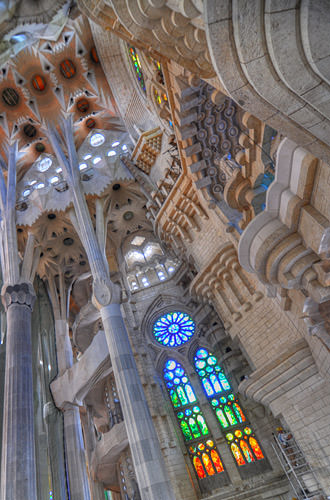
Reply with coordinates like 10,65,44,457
128,46,146,93
164,359,197,408
194,348,265,467
188,440,224,479
154,87,168,107
164,360,224,481
153,312,195,347
225,427,264,466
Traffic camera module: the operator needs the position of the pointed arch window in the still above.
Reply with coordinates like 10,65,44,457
164,359,225,481
194,348,265,467
128,46,146,93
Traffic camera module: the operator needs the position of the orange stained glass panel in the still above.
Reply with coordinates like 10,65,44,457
60,59,76,79
233,402,246,422
249,437,264,460
90,47,99,63
202,453,215,476
32,75,46,91
193,456,206,479
210,449,224,473
240,440,255,463
231,443,245,466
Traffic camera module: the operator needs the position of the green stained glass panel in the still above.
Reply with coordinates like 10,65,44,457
170,390,181,408
177,386,188,406
197,415,209,436
189,417,201,438
224,405,237,426
216,408,229,428
181,420,193,440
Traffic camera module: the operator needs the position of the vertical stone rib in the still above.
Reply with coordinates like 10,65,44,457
101,304,175,500
1,283,36,500
63,404,91,500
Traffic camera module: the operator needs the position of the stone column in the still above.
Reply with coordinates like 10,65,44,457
62,403,91,500
48,117,175,500
44,402,68,500
0,283,36,500
100,301,174,500
80,409,105,500
48,276,91,500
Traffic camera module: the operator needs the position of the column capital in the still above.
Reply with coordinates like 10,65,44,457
1,282,36,310
92,277,121,310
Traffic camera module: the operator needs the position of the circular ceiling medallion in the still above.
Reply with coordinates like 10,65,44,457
60,59,76,79
2,88,19,106
90,47,99,64
123,211,134,221
32,75,46,91
86,118,95,129
35,142,45,153
23,124,37,138
77,98,89,113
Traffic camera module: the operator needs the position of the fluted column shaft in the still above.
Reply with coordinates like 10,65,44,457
53,320,90,500
101,304,174,500
63,403,91,500
0,283,36,500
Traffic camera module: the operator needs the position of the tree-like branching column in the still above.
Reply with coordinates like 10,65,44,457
47,117,175,500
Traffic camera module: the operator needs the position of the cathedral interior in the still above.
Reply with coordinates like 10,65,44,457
0,1,329,499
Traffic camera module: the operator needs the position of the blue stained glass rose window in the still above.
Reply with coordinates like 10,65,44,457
153,312,195,347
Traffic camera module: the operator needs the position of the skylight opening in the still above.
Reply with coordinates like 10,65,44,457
131,236,145,246
141,277,149,287
90,133,105,147
38,157,52,172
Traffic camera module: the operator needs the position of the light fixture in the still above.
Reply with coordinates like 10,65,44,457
36,182,45,189
122,144,128,151
107,150,116,157
50,176,59,184
93,157,101,165
79,163,88,170
90,133,105,147
83,153,92,160
22,188,31,197
168,266,175,273
111,141,120,147
30,180,37,185
56,166,62,173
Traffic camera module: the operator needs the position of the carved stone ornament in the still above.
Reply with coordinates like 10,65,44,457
92,278,121,309
1,282,36,310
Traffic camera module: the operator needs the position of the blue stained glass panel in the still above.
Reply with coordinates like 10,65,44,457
153,312,195,347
